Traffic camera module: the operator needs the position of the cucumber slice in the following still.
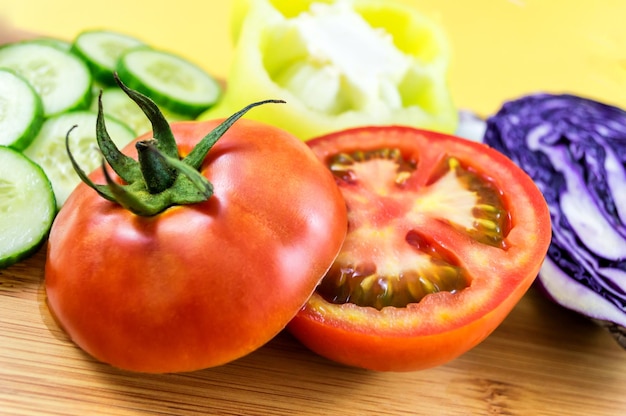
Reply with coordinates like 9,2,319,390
91,88,192,136
116,48,221,117
0,69,44,151
23,111,136,206
0,146,56,269
72,30,145,85
37,37,72,51
0,40,92,117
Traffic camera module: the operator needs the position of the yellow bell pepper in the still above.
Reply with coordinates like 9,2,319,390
200,0,458,140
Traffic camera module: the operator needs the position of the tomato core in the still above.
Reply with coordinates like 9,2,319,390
317,147,511,310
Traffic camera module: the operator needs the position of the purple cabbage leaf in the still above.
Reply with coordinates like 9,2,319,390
483,93,626,347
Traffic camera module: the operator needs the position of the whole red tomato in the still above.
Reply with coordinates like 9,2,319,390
288,126,551,371
45,98,347,373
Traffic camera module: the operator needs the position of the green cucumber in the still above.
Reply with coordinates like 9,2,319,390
72,30,146,85
0,146,56,269
91,88,192,136
0,40,92,117
116,48,221,117
37,37,73,51
23,111,136,206
0,69,44,151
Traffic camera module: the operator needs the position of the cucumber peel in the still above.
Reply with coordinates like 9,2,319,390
72,30,146,85
116,48,222,118
0,69,44,151
0,146,56,268
0,40,92,117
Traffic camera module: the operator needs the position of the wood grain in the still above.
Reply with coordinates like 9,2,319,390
1,247,625,416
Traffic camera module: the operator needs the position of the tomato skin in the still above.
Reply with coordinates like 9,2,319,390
287,126,551,372
45,118,347,373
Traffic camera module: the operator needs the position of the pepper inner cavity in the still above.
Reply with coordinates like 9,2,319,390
267,1,413,115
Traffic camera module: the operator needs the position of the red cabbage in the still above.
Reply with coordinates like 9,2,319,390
483,93,626,347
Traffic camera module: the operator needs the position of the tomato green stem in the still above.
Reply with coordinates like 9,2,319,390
66,74,285,216
95,92,142,183
136,140,176,194
114,73,179,159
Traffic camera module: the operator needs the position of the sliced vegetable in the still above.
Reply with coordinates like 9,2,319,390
483,93,626,346
44,77,347,373
116,48,222,118
0,69,44,150
23,110,136,206
71,30,146,85
0,40,92,116
0,146,56,268
287,126,551,371
36,37,72,51
201,0,457,140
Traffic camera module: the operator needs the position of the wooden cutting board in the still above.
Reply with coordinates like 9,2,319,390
1,247,625,416
2,2,626,414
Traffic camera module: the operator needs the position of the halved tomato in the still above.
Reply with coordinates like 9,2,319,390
288,126,551,371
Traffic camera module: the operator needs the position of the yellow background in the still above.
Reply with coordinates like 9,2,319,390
2,0,625,116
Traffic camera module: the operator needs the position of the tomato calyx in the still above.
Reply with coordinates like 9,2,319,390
66,73,285,216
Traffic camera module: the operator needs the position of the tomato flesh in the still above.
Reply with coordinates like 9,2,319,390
317,227,469,309
288,126,551,371
320,147,511,310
